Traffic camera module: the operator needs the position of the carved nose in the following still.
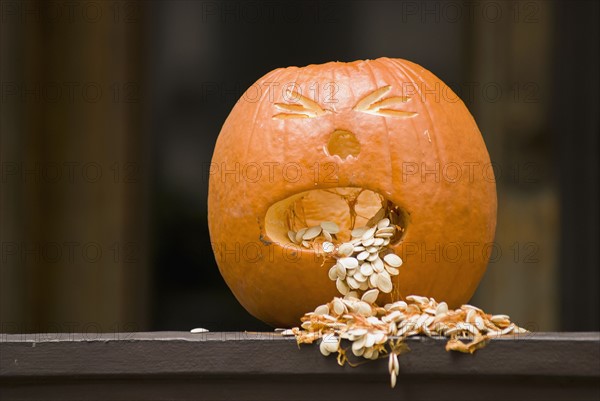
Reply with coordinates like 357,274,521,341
326,129,361,159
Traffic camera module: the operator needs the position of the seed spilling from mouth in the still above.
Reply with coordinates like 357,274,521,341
286,210,404,301
275,192,525,390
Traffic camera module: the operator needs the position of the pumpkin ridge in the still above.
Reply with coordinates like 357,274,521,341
365,59,395,195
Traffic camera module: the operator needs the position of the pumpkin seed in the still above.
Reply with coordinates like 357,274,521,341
357,251,369,261
382,310,402,323
353,271,367,282
367,246,379,253
367,252,379,262
347,276,360,289
377,218,391,229
352,336,366,351
328,265,338,280
357,301,372,316
372,257,384,272
336,263,346,279
383,253,403,267
303,225,322,240
339,257,359,269
379,270,391,282
352,346,365,357
491,314,510,323
345,291,359,299
362,237,375,247
375,232,393,238
319,334,339,356
333,298,346,315
351,227,368,238
376,226,395,235
349,328,367,336
415,313,429,328
373,237,385,246
361,289,379,303
295,228,307,243
424,307,436,315
374,331,387,344
322,230,333,241
322,241,335,253
499,324,515,335
385,265,400,275
377,273,393,293
406,295,429,304
462,304,483,312
320,221,340,234
361,227,376,240
466,309,475,323
314,304,329,315
336,278,349,295
392,301,408,311
475,316,485,331
287,230,298,243
368,273,379,288
360,262,374,276
337,242,354,257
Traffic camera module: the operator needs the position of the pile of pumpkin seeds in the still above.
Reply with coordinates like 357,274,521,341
289,295,526,387
283,214,527,388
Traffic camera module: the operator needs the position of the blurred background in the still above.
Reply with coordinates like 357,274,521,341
1,0,598,333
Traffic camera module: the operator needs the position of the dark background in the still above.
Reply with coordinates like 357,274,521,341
1,0,598,334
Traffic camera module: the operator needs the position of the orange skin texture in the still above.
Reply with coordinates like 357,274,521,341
208,58,497,327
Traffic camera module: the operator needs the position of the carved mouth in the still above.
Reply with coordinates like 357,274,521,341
264,187,408,249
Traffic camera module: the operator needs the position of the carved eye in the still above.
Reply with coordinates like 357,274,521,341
273,91,330,119
353,86,417,118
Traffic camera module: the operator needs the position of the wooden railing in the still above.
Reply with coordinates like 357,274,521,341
1,332,598,400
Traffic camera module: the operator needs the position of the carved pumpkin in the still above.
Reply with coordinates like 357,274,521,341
208,58,497,327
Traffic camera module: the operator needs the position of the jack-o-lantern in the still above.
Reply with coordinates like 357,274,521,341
208,58,496,327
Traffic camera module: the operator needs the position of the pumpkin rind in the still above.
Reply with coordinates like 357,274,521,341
208,57,497,327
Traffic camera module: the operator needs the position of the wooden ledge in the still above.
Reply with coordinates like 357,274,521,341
1,332,599,400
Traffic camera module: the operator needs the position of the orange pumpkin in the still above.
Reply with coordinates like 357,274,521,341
208,58,497,327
